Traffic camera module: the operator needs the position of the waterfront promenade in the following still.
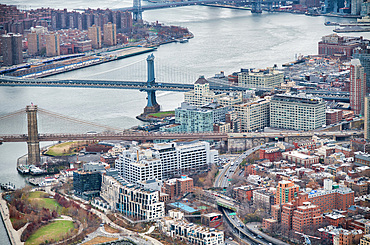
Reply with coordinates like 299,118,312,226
0,194,24,245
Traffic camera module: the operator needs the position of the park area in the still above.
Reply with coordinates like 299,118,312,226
25,220,74,245
44,141,87,156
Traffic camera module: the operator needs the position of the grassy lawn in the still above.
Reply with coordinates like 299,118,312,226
25,220,74,245
148,111,175,118
29,191,61,212
45,141,78,156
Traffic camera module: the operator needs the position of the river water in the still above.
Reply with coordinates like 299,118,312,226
2,2,370,242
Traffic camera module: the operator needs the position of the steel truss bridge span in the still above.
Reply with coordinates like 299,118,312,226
0,76,250,93
0,130,359,143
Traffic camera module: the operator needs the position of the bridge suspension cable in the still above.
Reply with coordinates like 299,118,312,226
83,58,146,79
0,108,26,121
38,108,124,132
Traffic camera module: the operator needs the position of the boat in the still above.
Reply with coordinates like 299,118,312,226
324,21,340,26
1,182,15,191
179,39,189,43
17,164,30,174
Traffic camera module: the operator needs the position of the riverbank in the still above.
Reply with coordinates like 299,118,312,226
0,194,24,245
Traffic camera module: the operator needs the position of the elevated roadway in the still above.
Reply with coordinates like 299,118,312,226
0,76,250,93
0,130,361,144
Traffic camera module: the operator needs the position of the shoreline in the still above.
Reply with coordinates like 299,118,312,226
0,194,23,245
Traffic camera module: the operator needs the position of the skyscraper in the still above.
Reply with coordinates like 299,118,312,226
350,59,366,116
103,22,116,46
45,33,60,57
365,95,370,140
88,24,102,49
1,33,23,66
27,32,41,56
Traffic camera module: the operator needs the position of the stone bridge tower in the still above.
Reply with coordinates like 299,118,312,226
26,104,40,165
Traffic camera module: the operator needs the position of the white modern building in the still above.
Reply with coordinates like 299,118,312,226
115,141,215,184
100,169,165,220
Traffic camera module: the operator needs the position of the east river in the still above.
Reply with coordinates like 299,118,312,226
2,2,370,242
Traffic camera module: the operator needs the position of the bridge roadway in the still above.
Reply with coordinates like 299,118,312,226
118,0,270,12
0,76,250,92
0,130,360,143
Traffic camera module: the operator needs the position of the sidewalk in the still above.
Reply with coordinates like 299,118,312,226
0,194,24,245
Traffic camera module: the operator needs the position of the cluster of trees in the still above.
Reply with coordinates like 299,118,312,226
21,207,59,242
53,193,101,243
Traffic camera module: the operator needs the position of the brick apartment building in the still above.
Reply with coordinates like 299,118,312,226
162,175,193,200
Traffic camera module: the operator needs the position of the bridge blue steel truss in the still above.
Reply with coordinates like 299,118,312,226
0,54,251,114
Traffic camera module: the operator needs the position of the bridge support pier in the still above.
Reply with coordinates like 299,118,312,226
143,54,160,115
26,105,40,166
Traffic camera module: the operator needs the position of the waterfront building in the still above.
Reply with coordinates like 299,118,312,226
100,169,165,220
1,33,22,66
270,94,326,131
237,68,284,88
350,59,366,116
159,210,224,244
73,170,102,199
103,22,116,46
45,33,60,57
232,98,270,132
184,76,242,107
275,180,300,205
352,0,362,15
165,102,228,133
88,24,102,49
365,96,370,140
318,34,367,59
115,141,212,183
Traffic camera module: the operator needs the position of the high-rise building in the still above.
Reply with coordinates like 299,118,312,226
27,32,41,56
1,33,23,66
45,33,60,57
275,180,300,205
352,0,362,15
365,96,370,140
238,68,284,88
353,47,370,90
350,59,366,116
233,98,270,132
88,24,102,49
103,22,116,46
270,94,326,131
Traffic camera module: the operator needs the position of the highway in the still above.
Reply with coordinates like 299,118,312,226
214,145,264,188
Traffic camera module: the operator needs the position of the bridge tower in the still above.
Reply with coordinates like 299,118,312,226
251,0,262,13
133,0,143,22
26,104,41,165
144,54,160,114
